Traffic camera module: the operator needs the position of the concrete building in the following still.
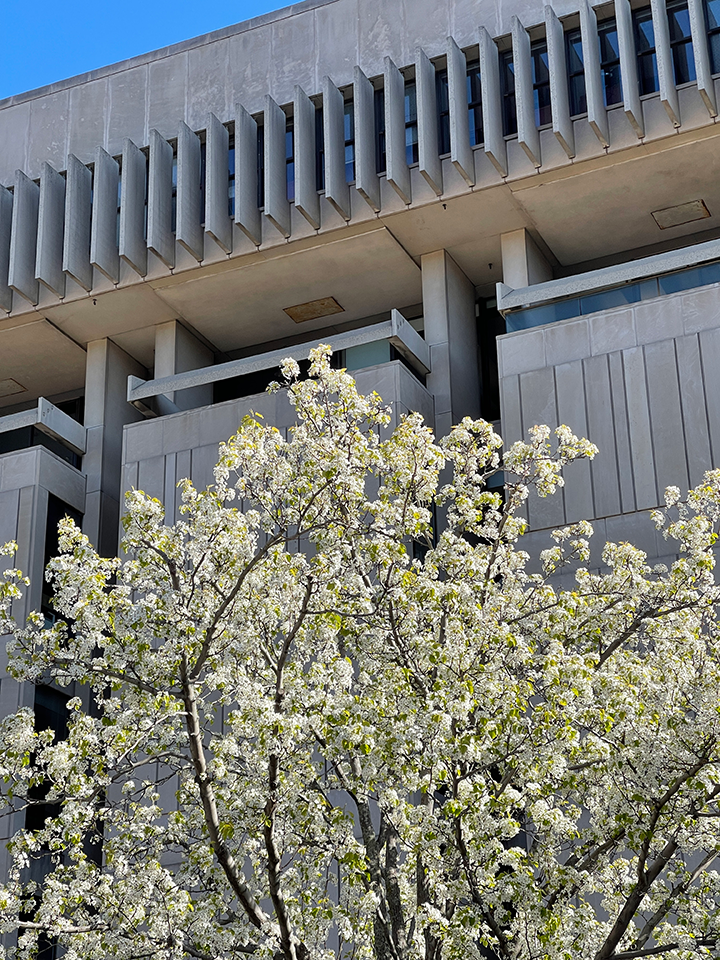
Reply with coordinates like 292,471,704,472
2,0,720,725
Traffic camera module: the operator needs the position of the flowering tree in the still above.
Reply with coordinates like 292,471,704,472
0,346,719,960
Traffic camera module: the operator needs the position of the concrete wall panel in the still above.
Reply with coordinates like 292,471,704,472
147,129,175,269
607,350,636,514
555,360,594,522
90,146,120,283
688,0,717,116
234,104,262,245
62,154,93,291
8,170,39,305
416,47,442,195
622,346,657,509
188,44,229,131
68,80,107,165
26,91,70,180
675,334,712,487
651,0,681,126
0,185,12,311
176,121,203,261
644,339,688,497
148,53,188,140
119,138,148,277
384,57,411,205
447,37,474,186
293,86,321,229
36,161,66,297
205,112,232,254
512,17,541,167
583,354,621,519
263,95,291,238
545,5,574,157
579,0,609,146
519,366,565,529
354,66,380,212
616,0,644,137
322,76,350,220
107,67,148,157
479,27,507,176
0,103,30,185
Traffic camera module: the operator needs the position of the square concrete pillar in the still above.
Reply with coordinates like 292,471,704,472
421,250,480,435
154,320,213,411
500,229,553,290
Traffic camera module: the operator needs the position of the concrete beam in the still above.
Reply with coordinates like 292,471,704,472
447,37,474,186
385,57,411,205
479,27,507,177
354,66,381,213
147,129,175,269
90,146,120,284
177,120,204,261
689,0,717,117
205,112,232,254
322,76,350,221
294,85,321,229
234,104,262,245
651,0,681,126
512,17,541,167
36,161,66,297
416,46,442,195
0,185,11,312
616,0,644,137
545,5,574,158
264,95,291,238
119,138,148,277
0,397,86,456
9,170,40,306
579,0,609,146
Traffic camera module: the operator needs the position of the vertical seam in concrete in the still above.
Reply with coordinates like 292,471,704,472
551,363,567,524
697,330,718,466
616,349,638,514
581,355,598,521
640,343,660,505
672,337,694,492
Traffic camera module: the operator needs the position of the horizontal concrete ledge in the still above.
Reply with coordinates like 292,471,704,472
0,397,87,456
496,235,720,313
128,310,431,411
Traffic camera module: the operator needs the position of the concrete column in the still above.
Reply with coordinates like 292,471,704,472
579,0,610,146
384,57,411,205
8,170,40,306
354,66,381,212
148,129,175,269
616,0,645,137
0,184,12,312
511,17,541,167
234,104,262,245
447,37,474,186
294,85,321,229
36,161,66,297
500,228,553,289
479,27,507,177
205,112,232,254
421,250,480,437
322,76,350,220
264,96,291,239
119,138,148,277
416,46,442,196
545,5,575,158
154,320,213,411
83,339,146,557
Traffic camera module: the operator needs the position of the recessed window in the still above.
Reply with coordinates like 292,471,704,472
228,140,235,217
256,124,265,208
315,106,325,191
466,59,484,145
668,0,696,84
566,27,587,115
344,100,356,183
634,6,659,94
285,117,294,202
436,68,451,154
500,50,518,136
532,40,552,126
706,0,720,72
405,80,419,165
374,87,386,174
598,18,623,105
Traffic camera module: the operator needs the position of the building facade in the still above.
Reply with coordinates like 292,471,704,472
1,0,720,750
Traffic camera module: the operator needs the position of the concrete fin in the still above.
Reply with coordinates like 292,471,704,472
63,155,93,292
177,120,204,261
264,95,291,238
416,46,442,195
479,27,507,177
384,56,411,204
322,76,350,220
579,0,610,146
36,162,66,297
616,0,645,137
512,17,541,167
9,170,40,305
353,65,381,212
0,185,11,311
147,129,175,269
234,104,262,245
447,37,474,186
205,112,232,254
688,0,717,116
545,6,574,158
119,138,148,277
651,0,681,126
293,85,321,229
90,146,120,283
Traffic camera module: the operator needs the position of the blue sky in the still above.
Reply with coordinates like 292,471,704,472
0,0,287,100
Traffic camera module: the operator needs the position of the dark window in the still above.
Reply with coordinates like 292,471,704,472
436,68,451,154
532,40,552,125
374,87,386,174
668,0,696,83
42,495,83,620
467,59,484,145
477,299,506,422
598,18,623,105
228,140,235,217
285,117,294,203
566,27,588,115
405,80,419,164
171,153,178,232
634,6,659,94
706,0,720,72
257,124,265,208
344,100,356,182
315,106,325,191
199,140,206,225
500,50,518,135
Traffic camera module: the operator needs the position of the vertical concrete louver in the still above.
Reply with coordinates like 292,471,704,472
264,95,291,238
616,0,645,137
447,37,474,186
512,17,541,167
354,66,380,212
90,147,120,283
177,121,204,261
416,47,442,196
384,57,411,204
294,86,321,229
205,112,232,254
322,76,350,220
234,104,262,245
119,138,148,277
9,171,40,305
579,0,609,146
0,186,11,312
36,162,66,297
147,129,175,269
479,27,507,177
688,0,717,116
63,156,93,292
651,0,681,125
545,6,574,158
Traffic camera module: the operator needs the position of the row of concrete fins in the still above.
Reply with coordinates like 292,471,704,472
0,0,718,311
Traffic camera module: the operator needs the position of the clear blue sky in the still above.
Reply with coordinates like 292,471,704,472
0,0,287,100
